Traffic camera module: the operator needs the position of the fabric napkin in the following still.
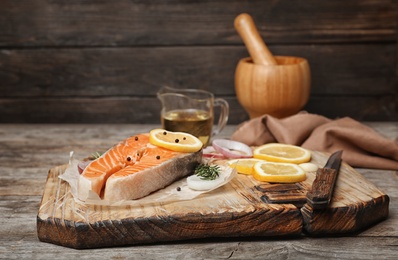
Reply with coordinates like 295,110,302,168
231,112,398,170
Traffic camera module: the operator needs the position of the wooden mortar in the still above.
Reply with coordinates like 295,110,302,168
234,13,311,119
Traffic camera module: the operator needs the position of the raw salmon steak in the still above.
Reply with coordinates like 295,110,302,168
78,133,202,201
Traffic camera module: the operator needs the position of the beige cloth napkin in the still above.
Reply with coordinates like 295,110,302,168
231,112,398,170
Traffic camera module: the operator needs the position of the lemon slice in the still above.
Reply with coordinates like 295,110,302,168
253,161,306,183
149,129,203,153
253,143,311,164
227,158,264,175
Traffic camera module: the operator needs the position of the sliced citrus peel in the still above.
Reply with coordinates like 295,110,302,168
253,161,307,183
149,129,203,153
253,143,311,164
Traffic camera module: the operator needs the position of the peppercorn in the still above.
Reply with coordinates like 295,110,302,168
176,187,181,191
156,155,160,160
175,139,179,143
127,157,131,162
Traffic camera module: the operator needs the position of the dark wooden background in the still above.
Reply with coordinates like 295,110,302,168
0,0,397,124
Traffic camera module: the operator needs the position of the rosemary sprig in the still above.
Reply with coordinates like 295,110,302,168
194,163,220,181
91,151,103,159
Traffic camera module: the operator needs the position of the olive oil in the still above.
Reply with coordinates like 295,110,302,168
162,109,213,146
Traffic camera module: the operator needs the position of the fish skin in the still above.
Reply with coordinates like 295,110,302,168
78,133,202,201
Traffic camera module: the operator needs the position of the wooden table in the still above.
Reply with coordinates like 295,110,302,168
1,123,397,259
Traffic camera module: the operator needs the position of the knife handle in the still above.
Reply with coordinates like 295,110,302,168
306,168,339,209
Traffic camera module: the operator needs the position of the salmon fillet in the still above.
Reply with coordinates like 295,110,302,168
78,134,202,201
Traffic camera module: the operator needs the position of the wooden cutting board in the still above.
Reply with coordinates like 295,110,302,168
37,151,389,249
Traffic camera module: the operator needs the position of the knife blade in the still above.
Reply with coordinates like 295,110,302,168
306,150,343,209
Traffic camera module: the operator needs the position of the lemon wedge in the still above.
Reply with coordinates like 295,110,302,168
253,143,311,164
253,161,307,183
227,158,264,175
149,129,203,153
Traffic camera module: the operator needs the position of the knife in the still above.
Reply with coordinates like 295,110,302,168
306,150,343,209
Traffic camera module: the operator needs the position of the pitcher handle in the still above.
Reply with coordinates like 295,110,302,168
213,98,229,136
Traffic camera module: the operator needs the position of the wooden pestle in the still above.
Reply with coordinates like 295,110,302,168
234,13,277,65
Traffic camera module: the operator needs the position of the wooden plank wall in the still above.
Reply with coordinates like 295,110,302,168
0,0,397,124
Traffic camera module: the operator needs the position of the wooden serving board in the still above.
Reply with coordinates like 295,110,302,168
37,151,389,249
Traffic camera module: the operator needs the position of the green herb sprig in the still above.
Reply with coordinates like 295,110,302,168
194,163,221,181
91,151,103,159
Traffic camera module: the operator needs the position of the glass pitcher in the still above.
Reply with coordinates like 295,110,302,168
157,86,229,146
